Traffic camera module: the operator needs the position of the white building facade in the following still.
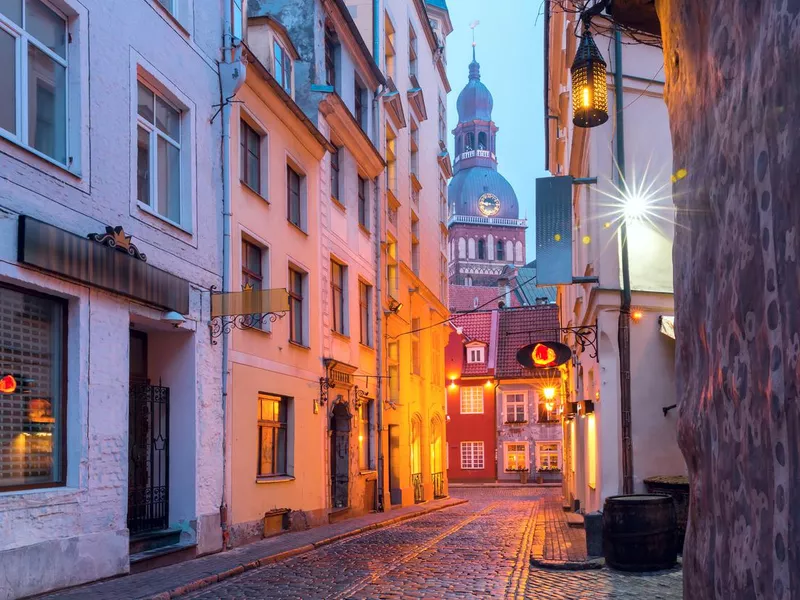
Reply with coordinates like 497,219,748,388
544,5,687,514
0,1,227,596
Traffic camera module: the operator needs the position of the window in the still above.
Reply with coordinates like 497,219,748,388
466,346,484,364
505,443,528,472
288,267,305,345
388,364,399,403
358,401,373,470
258,394,288,476
478,132,487,150
240,120,261,192
232,0,243,41
157,0,175,13
137,81,183,224
0,0,69,164
330,147,341,202
411,318,420,375
359,281,372,346
273,40,293,94
460,441,484,470
0,284,66,490
460,386,484,414
496,240,505,261
384,15,395,80
331,260,346,335
505,393,527,423
537,392,557,423
537,442,560,471
465,132,474,151
325,24,337,88
408,24,417,77
354,79,365,129
477,239,485,260
410,120,419,177
242,239,264,326
287,165,304,230
358,176,369,230
438,96,446,144
387,240,399,298
386,126,397,192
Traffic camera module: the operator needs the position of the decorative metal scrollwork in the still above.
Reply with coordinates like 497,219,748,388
88,225,147,261
319,376,336,406
351,385,370,410
208,312,286,344
563,324,598,359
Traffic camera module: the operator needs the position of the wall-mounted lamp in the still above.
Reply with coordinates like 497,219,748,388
162,310,186,327
542,386,557,401
571,20,609,128
632,310,644,323
579,400,595,418
387,299,403,314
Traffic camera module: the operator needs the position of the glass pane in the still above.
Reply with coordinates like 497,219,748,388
247,152,259,189
155,95,180,139
0,28,15,134
137,83,154,122
0,285,64,488
0,0,22,25
259,426,274,474
28,43,66,163
276,427,286,473
232,0,243,40
274,43,283,86
26,0,65,58
156,136,180,222
136,126,150,205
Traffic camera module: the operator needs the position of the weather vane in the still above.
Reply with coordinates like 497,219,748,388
470,20,479,60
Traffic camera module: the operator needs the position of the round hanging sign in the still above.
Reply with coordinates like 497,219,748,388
516,342,572,369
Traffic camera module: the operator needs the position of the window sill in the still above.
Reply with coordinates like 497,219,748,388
359,342,375,351
152,1,191,38
358,224,372,237
504,421,529,425
331,329,350,341
331,196,346,212
241,180,269,204
0,132,81,179
289,340,310,350
288,220,308,236
137,201,193,235
256,475,295,484
242,323,272,336
358,470,377,476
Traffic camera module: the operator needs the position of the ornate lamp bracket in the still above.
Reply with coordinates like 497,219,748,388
562,323,598,359
208,285,287,345
319,376,335,407
351,385,370,410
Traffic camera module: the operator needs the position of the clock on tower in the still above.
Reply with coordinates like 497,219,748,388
478,193,500,217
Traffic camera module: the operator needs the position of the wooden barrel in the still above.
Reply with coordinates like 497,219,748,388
603,494,677,572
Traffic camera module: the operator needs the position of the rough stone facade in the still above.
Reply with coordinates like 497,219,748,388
656,1,800,597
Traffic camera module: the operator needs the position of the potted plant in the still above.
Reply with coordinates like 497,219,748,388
537,465,562,483
509,466,529,484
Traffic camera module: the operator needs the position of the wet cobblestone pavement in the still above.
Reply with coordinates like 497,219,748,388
183,488,683,599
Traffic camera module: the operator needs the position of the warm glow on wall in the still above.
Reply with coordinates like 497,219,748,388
485,380,493,388
570,420,576,474
587,413,597,489
543,387,556,401
632,310,644,322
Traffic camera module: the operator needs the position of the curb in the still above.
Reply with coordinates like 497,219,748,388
147,498,467,599
530,556,605,571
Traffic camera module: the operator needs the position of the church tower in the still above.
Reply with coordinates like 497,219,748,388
447,50,527,286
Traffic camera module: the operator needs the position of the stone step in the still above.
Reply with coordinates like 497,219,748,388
565,512,585,529
130,540,197,574
129,527,183,555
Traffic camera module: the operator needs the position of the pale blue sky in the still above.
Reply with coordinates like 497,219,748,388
445,0,547,260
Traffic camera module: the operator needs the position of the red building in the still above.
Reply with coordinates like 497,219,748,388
445,311,498,482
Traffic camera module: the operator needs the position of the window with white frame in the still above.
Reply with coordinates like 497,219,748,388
504,392,527,423
1,0,69,165
240,120,262,193
505,442,528,472
459,386,483,414
137,81,183,225
536,442,561,471
466,345,484,364
287,163,306,231
460,441,484,470
536,391,558,423
241,238,270,330
231,0,243,41
273,40,292,94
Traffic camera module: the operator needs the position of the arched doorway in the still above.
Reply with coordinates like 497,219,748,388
430,416,444,498
410,415,423,503
330,403,350,509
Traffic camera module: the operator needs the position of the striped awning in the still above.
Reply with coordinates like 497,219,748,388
659,315,675,339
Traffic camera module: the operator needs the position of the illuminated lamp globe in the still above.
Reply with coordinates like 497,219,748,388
543,387,557,401
571,24,609,128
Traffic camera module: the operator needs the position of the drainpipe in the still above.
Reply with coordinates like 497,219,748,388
373,0,380,63
613,24,634,496
218,8,247,548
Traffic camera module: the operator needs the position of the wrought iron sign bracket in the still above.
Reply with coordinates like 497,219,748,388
351,385,370,410
319,375,336,407
208,285,287,345
562,323,598,359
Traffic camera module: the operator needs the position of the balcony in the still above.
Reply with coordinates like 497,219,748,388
447,214,527,228
454,149,495,164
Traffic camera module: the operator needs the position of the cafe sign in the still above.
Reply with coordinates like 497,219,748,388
516,341,571,369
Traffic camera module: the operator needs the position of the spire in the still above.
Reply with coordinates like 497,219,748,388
469,20,480,79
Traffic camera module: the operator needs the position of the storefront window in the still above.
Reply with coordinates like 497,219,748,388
0,284,66,490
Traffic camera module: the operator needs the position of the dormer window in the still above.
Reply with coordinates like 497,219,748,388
467,346,485,364
273,40,293,94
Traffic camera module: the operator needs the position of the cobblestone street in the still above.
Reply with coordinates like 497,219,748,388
178,488,682,600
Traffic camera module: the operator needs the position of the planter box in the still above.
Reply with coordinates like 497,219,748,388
644,476,689,553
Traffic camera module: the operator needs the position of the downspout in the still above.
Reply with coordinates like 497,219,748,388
613,24,634,495
218,8,247,548
543,0,550,170
373,0,380,64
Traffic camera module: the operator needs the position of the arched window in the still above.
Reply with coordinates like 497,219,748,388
478,132,487,150
456,135,463,155
465,132,475,151
465,276,473,286
487,234,494,259
515,240,524,263
467,238,476,259
477,239,485,260
496,240,505,261
506,240,514,262
458,238,466,259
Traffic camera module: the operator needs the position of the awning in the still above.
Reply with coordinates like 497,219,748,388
659,315,675,339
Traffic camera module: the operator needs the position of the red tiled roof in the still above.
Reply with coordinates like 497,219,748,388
450,311,493,376
449,285,519,312
497,305,561,378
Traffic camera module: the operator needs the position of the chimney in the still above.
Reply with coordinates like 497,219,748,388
498,277,511,308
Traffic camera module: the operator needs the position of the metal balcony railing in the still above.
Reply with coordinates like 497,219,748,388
432,472,445,499
412,473,424,503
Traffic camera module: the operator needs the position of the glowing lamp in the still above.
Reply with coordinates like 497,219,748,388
632,310,644,322
571,24,608,128
0,375,17,394
543,387,556,401
533,344,557,367
545,402,555,412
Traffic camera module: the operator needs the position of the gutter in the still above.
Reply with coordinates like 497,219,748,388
543,0,550,171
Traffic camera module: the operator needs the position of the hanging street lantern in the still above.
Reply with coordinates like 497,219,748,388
571,21,609,128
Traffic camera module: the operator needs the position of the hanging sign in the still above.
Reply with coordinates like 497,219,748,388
516,341,571,369
0,375,17,394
